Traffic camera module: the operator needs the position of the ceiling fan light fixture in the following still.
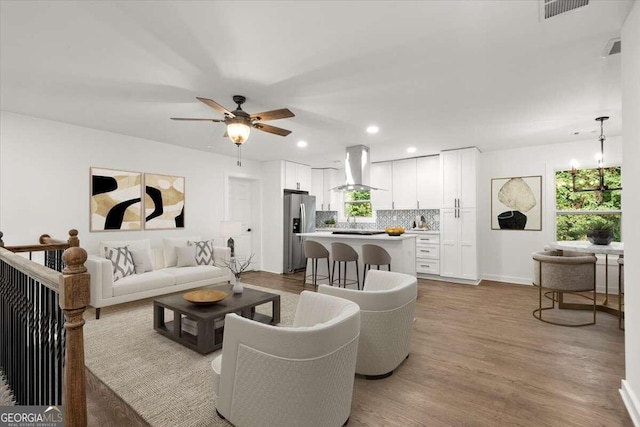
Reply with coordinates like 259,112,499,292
227,120,251,145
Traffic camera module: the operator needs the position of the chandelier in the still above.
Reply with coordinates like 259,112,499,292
569,116,621,192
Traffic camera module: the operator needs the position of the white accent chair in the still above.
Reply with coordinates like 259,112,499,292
211,291,360,427
319,270,417,379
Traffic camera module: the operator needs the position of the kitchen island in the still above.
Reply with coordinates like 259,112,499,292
297,231,417,286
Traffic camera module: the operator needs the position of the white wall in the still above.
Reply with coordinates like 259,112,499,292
478,136,622,289
621,2,640,424
0,111,263,257
261,160,285,274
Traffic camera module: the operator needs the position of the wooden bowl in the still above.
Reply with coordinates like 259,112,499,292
183,289,227,305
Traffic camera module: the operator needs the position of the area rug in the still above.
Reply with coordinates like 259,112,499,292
83,283,299,427
0,371,15,406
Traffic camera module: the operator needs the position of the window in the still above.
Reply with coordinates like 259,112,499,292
344,190,372,218
555,167,622,241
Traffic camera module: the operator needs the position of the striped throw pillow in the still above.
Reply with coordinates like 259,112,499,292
104,246,136,282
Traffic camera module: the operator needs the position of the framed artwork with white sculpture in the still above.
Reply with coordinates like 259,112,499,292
491,175,542,231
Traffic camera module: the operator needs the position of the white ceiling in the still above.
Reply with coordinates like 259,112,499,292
0,1,633,167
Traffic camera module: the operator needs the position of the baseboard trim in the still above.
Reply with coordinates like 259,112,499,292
481,274,531,286
436,276,481,286
620,380,640,426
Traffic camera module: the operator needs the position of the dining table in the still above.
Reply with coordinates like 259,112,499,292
547,240,623,316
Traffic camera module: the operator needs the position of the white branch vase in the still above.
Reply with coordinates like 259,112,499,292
232,275,243,294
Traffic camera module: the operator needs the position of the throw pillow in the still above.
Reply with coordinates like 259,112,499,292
104,246,135,282
188,240,214,265
162,236,202,267
176,245,197,267
130,248,154,274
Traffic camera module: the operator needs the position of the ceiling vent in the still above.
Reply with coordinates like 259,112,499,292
604,38,622,57
540,0,589,20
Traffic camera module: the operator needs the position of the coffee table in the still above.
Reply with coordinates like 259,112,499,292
153,284,281,355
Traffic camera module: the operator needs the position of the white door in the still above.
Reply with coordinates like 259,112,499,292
228,177,257,269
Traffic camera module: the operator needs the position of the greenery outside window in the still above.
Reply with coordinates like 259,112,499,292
344,190,373,218
555,167,622,241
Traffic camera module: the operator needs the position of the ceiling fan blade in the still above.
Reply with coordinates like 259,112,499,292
196,97,235,117
171,117,223,122
253,123,292,136
250,108,295,122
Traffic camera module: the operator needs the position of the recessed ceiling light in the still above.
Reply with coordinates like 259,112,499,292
407,147,417,153
366,125,379,134
297,140,308,148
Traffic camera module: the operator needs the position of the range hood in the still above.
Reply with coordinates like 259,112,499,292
331,145,382,191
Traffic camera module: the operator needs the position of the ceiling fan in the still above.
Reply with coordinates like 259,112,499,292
171,95,295,146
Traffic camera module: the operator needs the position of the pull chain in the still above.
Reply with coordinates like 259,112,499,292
236,144,242,167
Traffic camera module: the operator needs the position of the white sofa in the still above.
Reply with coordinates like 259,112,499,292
319,269,417,378
211,291,360,427
86,237,231,318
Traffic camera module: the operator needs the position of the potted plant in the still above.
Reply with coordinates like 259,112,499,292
586,218,614,245
324,218,336,228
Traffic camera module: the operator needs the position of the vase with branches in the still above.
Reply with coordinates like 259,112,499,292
221,254,255,293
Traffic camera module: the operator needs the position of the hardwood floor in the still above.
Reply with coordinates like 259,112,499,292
88,272,631,426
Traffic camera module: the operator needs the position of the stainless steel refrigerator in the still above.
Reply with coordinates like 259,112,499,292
284,192,316,273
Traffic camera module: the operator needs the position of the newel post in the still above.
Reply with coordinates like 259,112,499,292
59,243,89,427
68,229,80,247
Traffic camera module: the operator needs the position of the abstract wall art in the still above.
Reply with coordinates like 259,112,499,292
144,173,185,230
90,168,142,231
491,175,542,231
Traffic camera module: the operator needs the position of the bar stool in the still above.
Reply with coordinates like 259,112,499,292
619,256,624,330
331,242,360,290
362,244,391,285
303,240,331,289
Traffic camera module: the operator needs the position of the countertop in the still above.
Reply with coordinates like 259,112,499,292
298,232,417,241
404,229,440,235
547,241,623,255
315,228,439,234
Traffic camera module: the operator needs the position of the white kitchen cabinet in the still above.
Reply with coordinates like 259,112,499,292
415,233,440,275
311,169,324,206
323,168,339,211
311,168,339,211
416,156,441,209
392,158,417,209
284,161,311,192
440,207,477,281
371,162,393,210
441,148,477,209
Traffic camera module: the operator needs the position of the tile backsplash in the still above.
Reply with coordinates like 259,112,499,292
316,209,440,231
